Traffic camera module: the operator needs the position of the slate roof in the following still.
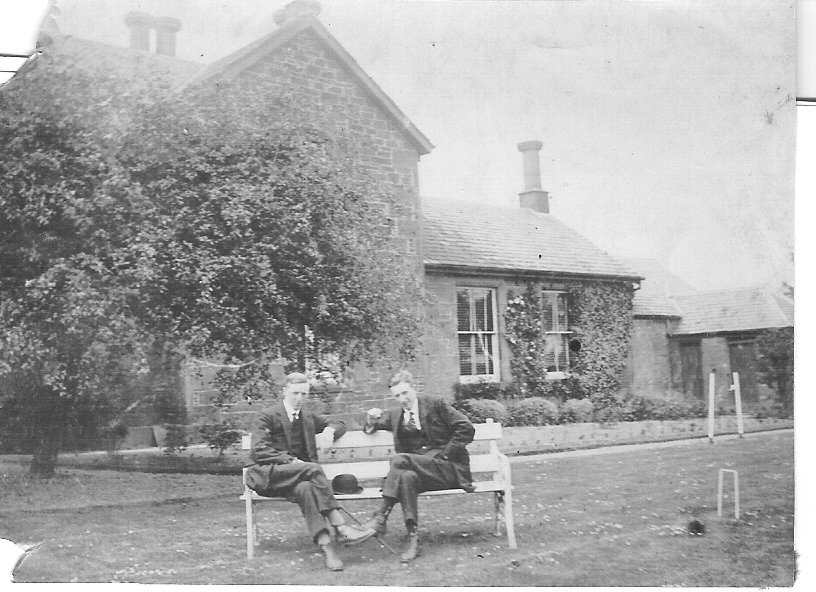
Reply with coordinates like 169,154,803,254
176,14,433,156
621,257,694,317
422,199,641,280
671,287,794,335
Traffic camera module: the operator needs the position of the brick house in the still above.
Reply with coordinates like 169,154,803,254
21,1,649,429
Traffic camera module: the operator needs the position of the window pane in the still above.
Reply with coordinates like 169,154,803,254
542,292,555,332
484,290,494,332
458,335,474,375
457,290,471,332
556,293,568,331
473,291,487,332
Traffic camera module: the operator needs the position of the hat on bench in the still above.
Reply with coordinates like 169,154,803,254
332,474,363,495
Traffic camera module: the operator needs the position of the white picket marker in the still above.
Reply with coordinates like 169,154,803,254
708,371,716,443
731,372,744,438
717,469,740,519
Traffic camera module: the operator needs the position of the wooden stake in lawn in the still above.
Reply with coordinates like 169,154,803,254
708,370,716,444
729,372,744,438
717,469,740,519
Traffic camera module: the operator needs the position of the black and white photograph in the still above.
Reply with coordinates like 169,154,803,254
0,0,800,586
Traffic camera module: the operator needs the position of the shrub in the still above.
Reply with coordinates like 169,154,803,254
559,398,594,423
199,419,242,459
453,381,518,401
507,398,559,427
751,399,785,420
162,423,189,455
622,395,707,422
453,398,509,425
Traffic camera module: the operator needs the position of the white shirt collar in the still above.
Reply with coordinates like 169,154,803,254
283,400,300,422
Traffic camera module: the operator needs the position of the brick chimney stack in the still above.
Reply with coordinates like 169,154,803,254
517,140,550,213
274,0,322,26
124,12,182,57
124,11,152,52
155,16,182,57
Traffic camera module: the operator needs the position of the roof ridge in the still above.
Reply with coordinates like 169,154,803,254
174,16,433,155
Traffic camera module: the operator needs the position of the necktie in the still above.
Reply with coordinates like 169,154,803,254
405,411,418,432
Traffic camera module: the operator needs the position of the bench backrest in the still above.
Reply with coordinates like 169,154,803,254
243,420,506,483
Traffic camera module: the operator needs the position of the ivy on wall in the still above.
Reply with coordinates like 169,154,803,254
504,280,635,404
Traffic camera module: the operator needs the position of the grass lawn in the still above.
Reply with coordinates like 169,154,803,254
1,431,795,586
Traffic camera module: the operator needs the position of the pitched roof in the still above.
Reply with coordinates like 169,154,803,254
422,199,641,280
42,35,203,87
621,257,694,317
176,15,433,156
671,287,794,335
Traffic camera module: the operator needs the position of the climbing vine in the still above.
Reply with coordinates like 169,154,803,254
504,280,634,405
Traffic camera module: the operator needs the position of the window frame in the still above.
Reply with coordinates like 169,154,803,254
541,290,572,379
456,286,501,383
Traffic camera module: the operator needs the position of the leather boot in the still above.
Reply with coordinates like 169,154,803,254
400,531,420,563
319,543,344,571
364,512,388,536
335,524,376,546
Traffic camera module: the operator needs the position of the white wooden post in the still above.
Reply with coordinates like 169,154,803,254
708,371,716,443
731,372,744,437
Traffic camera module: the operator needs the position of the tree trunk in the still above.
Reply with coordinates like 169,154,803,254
29,428,59,478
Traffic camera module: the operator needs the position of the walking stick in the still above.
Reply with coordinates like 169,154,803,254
338,506,398,555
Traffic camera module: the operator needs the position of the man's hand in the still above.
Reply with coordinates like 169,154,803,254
316,426,336,451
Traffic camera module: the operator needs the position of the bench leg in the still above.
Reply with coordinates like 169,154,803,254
246,497,255,559
504,487,517,549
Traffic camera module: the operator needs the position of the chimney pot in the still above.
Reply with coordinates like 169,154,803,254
517,140,549,213
124,11,153,52
154,16,182,57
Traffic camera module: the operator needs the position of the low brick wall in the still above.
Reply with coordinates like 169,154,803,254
495,416,793,457
319,416,794,463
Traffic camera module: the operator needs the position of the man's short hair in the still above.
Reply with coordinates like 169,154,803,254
389,370,413,388
285,372,309,387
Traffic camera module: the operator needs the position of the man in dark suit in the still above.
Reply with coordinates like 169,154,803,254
362,370,475,562
245,372,375,571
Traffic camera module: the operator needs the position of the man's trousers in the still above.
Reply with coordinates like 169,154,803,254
265,462,342,541
381,452,462,525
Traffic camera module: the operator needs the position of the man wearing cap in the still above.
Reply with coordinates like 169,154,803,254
246,372,375,571
362,370,475,562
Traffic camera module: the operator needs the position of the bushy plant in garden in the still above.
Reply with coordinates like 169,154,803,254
199,419,242,459
453,381,518,401
453,398,509,425
559,398,594,424
507,397,559,427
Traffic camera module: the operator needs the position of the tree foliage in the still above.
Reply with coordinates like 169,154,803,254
754,326,794,418
0,45,422,476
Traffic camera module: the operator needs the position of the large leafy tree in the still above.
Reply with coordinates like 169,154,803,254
0,52,158,476
1,46,421,477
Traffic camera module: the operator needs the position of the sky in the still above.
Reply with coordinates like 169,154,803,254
0,0,797,293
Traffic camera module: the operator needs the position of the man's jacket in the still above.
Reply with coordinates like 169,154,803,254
364,395,475,489
244,402,345,494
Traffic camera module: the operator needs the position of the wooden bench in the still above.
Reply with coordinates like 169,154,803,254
240,419,516,558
